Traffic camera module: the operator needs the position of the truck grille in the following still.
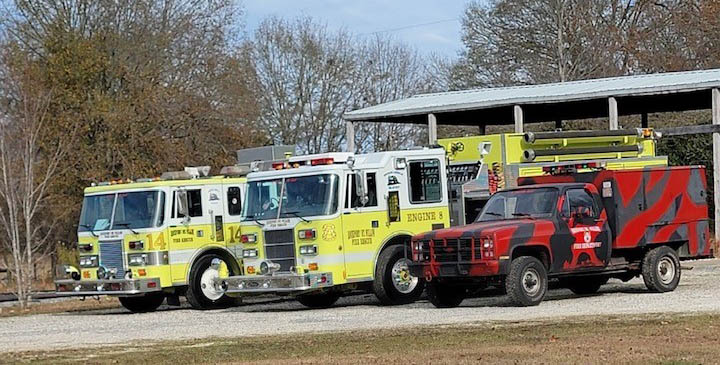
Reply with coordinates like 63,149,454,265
416,238,477,263
99,240,125,277
264,229,296,272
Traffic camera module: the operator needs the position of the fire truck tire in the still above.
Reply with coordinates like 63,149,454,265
373,245,425,305
296,292,341,308
118,293,165,313
426,281,466,308
642,245,681,293
505,256,548,306
564,276,609,295
186,254,235,309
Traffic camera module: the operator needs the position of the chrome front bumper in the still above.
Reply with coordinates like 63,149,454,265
55,278,162,296
219,272,333,294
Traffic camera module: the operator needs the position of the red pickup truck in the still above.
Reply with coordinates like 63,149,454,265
410,165,712,307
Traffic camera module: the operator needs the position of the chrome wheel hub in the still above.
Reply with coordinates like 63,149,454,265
658,257,676,285
391,258,419,294
200,259,224,301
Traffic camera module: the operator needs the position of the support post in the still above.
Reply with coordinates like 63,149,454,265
346,121,355,153
513,105,524,133
478,124,486,135
712,88,720,244
608,97,618,130
641,112,649,128
555,119,562,130
428,113,437,145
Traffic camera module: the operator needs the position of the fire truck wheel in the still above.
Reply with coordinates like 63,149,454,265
296,292,341,308
186,254,235,309
564,276,609,295
374,245,425,305
505,256,548,306
642,245,681,292
118,293,165,313
426,281,466,308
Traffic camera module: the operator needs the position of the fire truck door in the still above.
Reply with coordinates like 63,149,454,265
223,184,244,257
341,172,380,278
556,187,610,271
167,185,221,282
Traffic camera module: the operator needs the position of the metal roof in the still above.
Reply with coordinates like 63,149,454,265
344,68,720,124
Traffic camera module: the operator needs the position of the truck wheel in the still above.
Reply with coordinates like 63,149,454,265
565,276,609,295
186,254,236,309
296,292,341,308
505,256,548,306
642,246,681,292
426,281,466,308
373,245,425,305
119,293,165,313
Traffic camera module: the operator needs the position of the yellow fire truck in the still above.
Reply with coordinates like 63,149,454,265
221,148,451,307
55,146,293,312
219,129,667,308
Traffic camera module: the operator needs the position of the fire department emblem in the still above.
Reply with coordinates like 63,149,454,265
322,224,337,241
583,230,592,243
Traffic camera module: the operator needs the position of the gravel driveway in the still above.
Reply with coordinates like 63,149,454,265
2,258,720,353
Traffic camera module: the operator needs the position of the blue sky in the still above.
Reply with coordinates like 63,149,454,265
243,0,470,58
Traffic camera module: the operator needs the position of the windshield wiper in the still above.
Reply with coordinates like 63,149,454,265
511,212,536,220
242,214,265,227
484,212,502,217
114,223,139,234
281,211,310,223
79,224,98,237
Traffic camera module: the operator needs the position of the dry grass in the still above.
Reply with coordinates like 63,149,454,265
5,312,720,364
0,296,120,318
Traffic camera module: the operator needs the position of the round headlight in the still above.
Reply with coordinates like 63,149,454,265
96,266,107,280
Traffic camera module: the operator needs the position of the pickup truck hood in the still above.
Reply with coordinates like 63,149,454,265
414,218,555,241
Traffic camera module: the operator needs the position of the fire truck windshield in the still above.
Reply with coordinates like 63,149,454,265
78,191,163,232
476,187,558,222
243,174,339,220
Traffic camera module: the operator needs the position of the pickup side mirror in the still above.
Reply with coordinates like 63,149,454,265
177,190,190,224
354,171,369,207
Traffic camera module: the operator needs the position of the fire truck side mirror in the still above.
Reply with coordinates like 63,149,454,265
177,190,190,223
354,171,369,207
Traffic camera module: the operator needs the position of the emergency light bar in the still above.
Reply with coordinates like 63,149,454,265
310,158,334,166
542,162,605,175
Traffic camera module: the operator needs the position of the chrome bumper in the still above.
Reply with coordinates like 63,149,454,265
54,278,162,296
219,272,333,294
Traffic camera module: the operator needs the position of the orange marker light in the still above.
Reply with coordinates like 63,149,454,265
82,271,90,279
308,263,318,271
247,266,255,274
138,269,147,276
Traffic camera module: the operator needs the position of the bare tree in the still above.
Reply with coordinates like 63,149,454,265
250,18,440,153
250,16,363,154
352,35,430,152
0,49,75,308
630,0,720,73
453,0,657,87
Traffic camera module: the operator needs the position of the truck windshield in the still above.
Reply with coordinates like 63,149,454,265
243,174,339,220
476,188,558,222
78,191,163,232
